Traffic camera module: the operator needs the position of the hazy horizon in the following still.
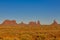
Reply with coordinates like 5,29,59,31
0,0,60,24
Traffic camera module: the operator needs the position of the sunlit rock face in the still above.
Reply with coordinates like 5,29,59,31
28,20,40,27
51,20,58,25
2,20,17,25
50,20,58,29
36,20,40,27
29,21,37,27
0,20,60,40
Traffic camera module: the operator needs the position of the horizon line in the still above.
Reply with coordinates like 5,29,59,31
0,19,59,25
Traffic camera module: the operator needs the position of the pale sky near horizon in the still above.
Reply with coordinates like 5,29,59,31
0,0,60,24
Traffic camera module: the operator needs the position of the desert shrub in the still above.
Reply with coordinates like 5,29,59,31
35,35,45,40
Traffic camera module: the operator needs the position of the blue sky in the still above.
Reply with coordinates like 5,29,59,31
0,0,60,24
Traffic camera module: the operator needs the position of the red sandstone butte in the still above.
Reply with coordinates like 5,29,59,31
2,20,17,25
1,19,58,27
51,20,58,28
37,20,40,26
53,20,58,25
28,21,40,27
29,21,36,26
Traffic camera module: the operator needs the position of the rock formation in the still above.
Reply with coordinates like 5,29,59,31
37,20,40,27
29,21,37,27
51,20,58,27
2,20,17,25
0,20,60,40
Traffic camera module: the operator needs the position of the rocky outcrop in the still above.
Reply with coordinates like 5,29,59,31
37,20,40,27
2,20,17,25
51,20,58,26
52,20,58,25
28,21,40,27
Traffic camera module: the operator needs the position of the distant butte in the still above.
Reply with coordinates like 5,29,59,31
0,19,59,27
2,20,17,25
52,20,58,25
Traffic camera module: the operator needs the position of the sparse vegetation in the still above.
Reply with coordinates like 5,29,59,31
0,20,60,40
